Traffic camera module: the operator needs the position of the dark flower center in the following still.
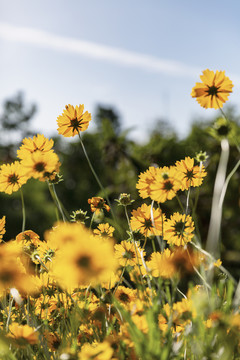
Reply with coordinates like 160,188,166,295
207,85,219,97
34,162,46,173
162,172,169,180
119,293,130,302
123,250,135,260
186,169,194,180
144,218,152,230
217,125,230,136
70,118,82,132
8,173,19,184
174,221,185,235
77,255,91,268
163,180,173,191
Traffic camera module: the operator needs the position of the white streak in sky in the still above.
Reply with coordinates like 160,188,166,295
0,22,240,84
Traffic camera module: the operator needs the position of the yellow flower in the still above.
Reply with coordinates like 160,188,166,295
175,157,206,190
8,323,39,347
130,203,165,237
150,166,181,203
45,221,86,251
114,286,137,306
0,216,6,242
191,69,233,109
93,223,115,237
57,104,91,137
88,196,110,214
16,230,41,247
17,134,54,159
0,161,29,194
51,222,117,288
164,212,194,246
213,259,222,267
146,249,175,278
78,341,113,360
136,166,158,199
114,240,145,267
21,150,60,181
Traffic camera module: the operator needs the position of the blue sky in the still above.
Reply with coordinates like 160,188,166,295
1,0,240,141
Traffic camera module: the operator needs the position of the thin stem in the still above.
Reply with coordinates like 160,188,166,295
124,206,145,290
78,132,117,225
190,241,237,285
6,296,14,331
185,187,191,215
89,212,95,229
176,194,185,213
47,182,66,222
150,200,163,251
20,188,26,232
151,238,156,253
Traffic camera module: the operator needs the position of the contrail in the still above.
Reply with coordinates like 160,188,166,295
0,22,239,85
0,22,201,77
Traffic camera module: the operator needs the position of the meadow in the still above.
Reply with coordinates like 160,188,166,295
0,69,240,359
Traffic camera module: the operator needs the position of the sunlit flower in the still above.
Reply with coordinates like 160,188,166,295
0,161,29,194
150,166,181,203
164,212,194,246
16,230,41,247
114,286,137,306
213,259,222,267
130,203,165,237
136,166,158,199
78,341,113,360
57,104,91,137
8,323,39,347
191,69,233,109
88,196,110,214
44,331,61,352
93,223,115,238
51,222,117,288
146,249,175,278
175,157,206,190
45,221,85,251
0,216,6,242
21,150,60,181
169,246,201,277
17,134,54,159
114,240,145,267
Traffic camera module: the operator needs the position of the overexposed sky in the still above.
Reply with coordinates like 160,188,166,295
0,0,240,141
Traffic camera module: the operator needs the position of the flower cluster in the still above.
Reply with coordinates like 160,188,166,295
0,71,239,359
0,134,61,195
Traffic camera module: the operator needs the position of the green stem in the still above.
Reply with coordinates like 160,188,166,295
20,188,26,232
151,238,156,253
78,132,117,225
176,194,185,213
124,206,145,290
89,212,95,229
48,182,66,222
6,296,14,332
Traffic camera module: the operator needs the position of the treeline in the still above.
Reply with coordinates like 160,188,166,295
1,93,240,276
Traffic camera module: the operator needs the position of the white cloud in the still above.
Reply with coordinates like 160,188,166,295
0,22,202,78
0,22,240,85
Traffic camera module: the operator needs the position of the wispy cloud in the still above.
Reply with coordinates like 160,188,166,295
0,22,240,85
0,22,202,78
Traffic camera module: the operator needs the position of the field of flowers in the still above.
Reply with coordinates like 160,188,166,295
0,69,240,359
